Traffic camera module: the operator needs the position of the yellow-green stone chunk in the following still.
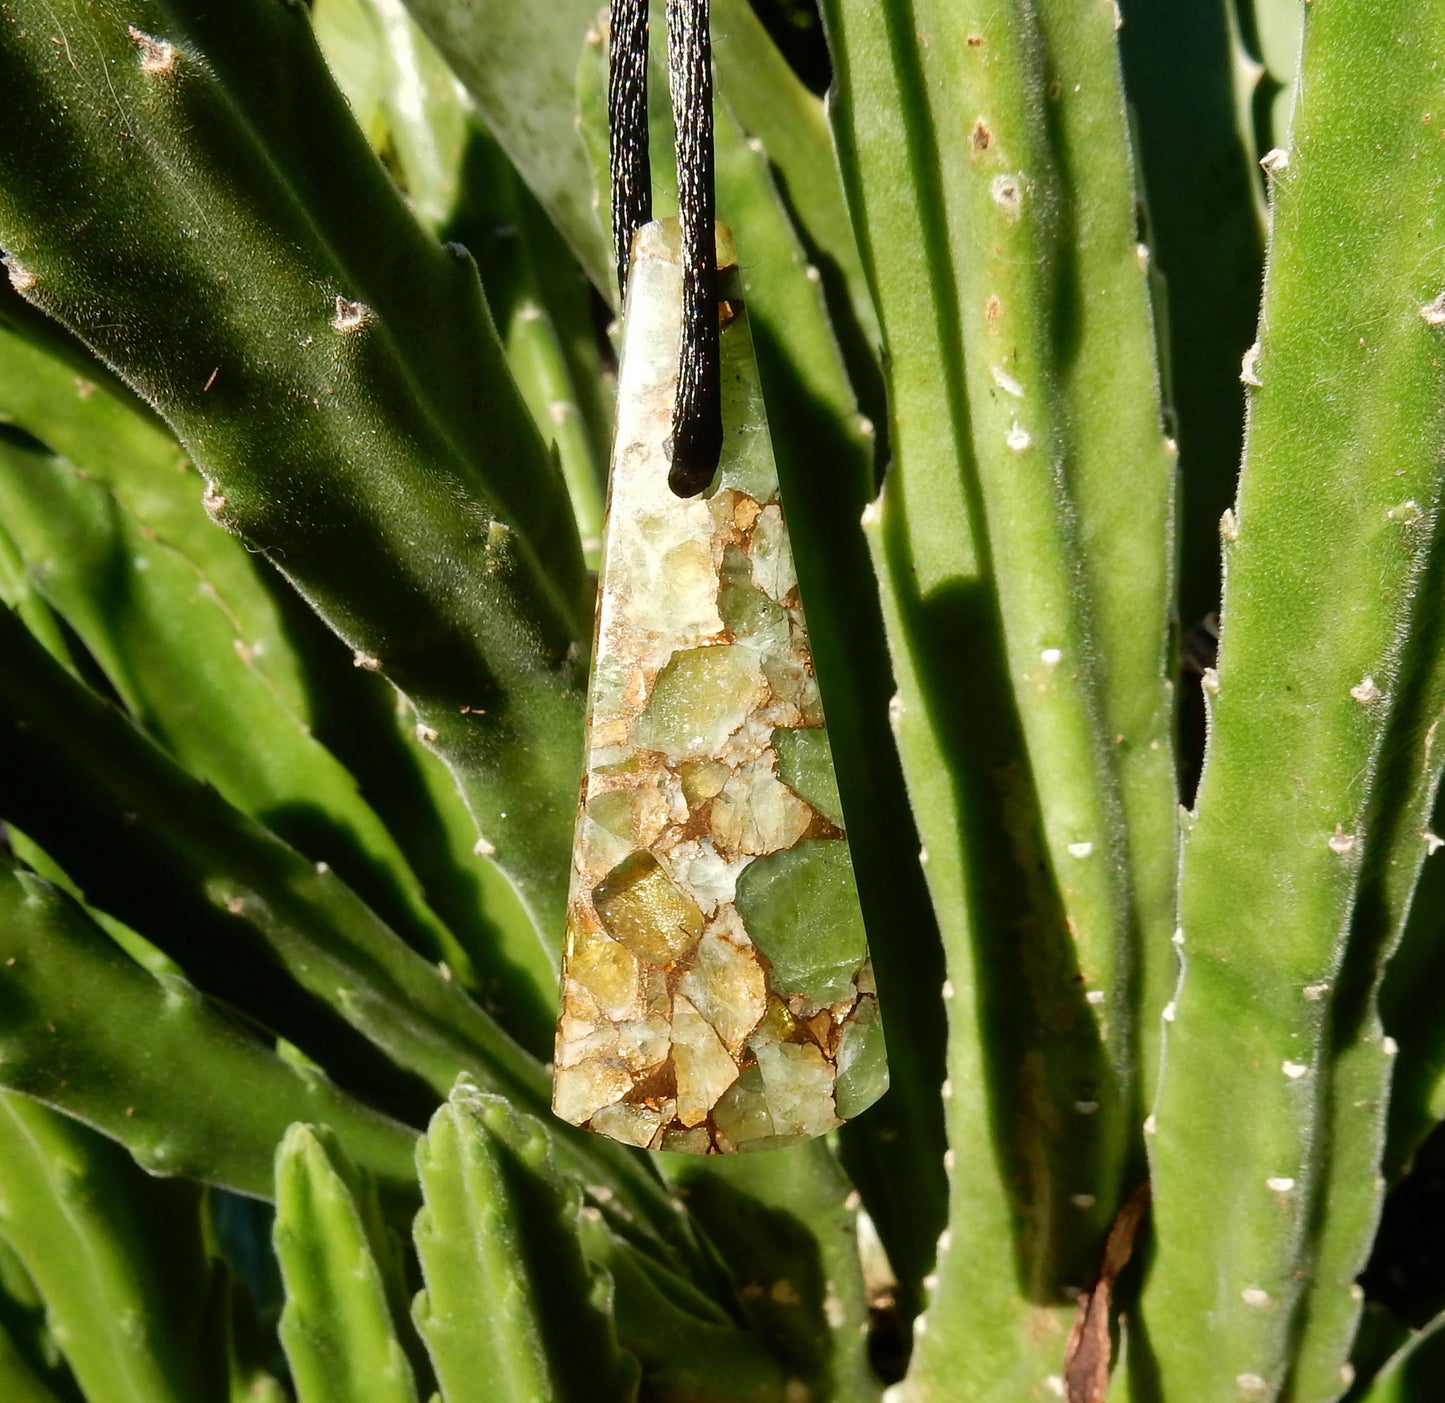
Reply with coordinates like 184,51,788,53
550,220,887,1153
592,852,704,966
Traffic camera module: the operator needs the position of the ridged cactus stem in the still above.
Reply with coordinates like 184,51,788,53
1285,470,1445,1399
0,1323,61,1403
412,1083,638,1403
820,2,1171,1392
0,857,420,1204
0,1092,225,1403
1354,1313,1445,1403
0,315,557,1031
274,1125,421,1403
1141,1,1445,1395
1028,0,1179,1105
661,1145,881,1403
0,425,482,985
0,0,589,933
0,609,688,1267
906,0,1141,1207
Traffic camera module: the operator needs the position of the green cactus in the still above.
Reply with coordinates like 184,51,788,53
3,0,1445,1398
0,1090,225,1403
274,1124,422,1403
412,1080,639,1402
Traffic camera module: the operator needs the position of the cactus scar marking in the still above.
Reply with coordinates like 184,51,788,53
1240,343,1262,386
989,174,1025,217
331,297,373,333
1350,676,1382,703
126,26,176,74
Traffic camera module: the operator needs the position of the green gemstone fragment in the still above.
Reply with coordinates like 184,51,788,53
834,997,887,1121
718,545,791,654
632,644,762,758
772,727,843,827
733,839,869,1007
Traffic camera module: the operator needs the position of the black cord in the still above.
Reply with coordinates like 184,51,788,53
608,0,651,299
664,0,722,497
608,0,723,498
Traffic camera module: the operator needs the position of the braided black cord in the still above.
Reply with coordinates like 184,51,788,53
665,0,722,497
609,0,651,297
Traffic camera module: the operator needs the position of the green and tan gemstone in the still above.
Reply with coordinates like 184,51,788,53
551,221,886,1153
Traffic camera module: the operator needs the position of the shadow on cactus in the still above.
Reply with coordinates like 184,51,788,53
2,1,1445,1400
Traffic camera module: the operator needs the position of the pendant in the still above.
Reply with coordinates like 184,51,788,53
550,220,887,1153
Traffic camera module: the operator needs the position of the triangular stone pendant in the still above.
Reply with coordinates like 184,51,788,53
552,220,886,1153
